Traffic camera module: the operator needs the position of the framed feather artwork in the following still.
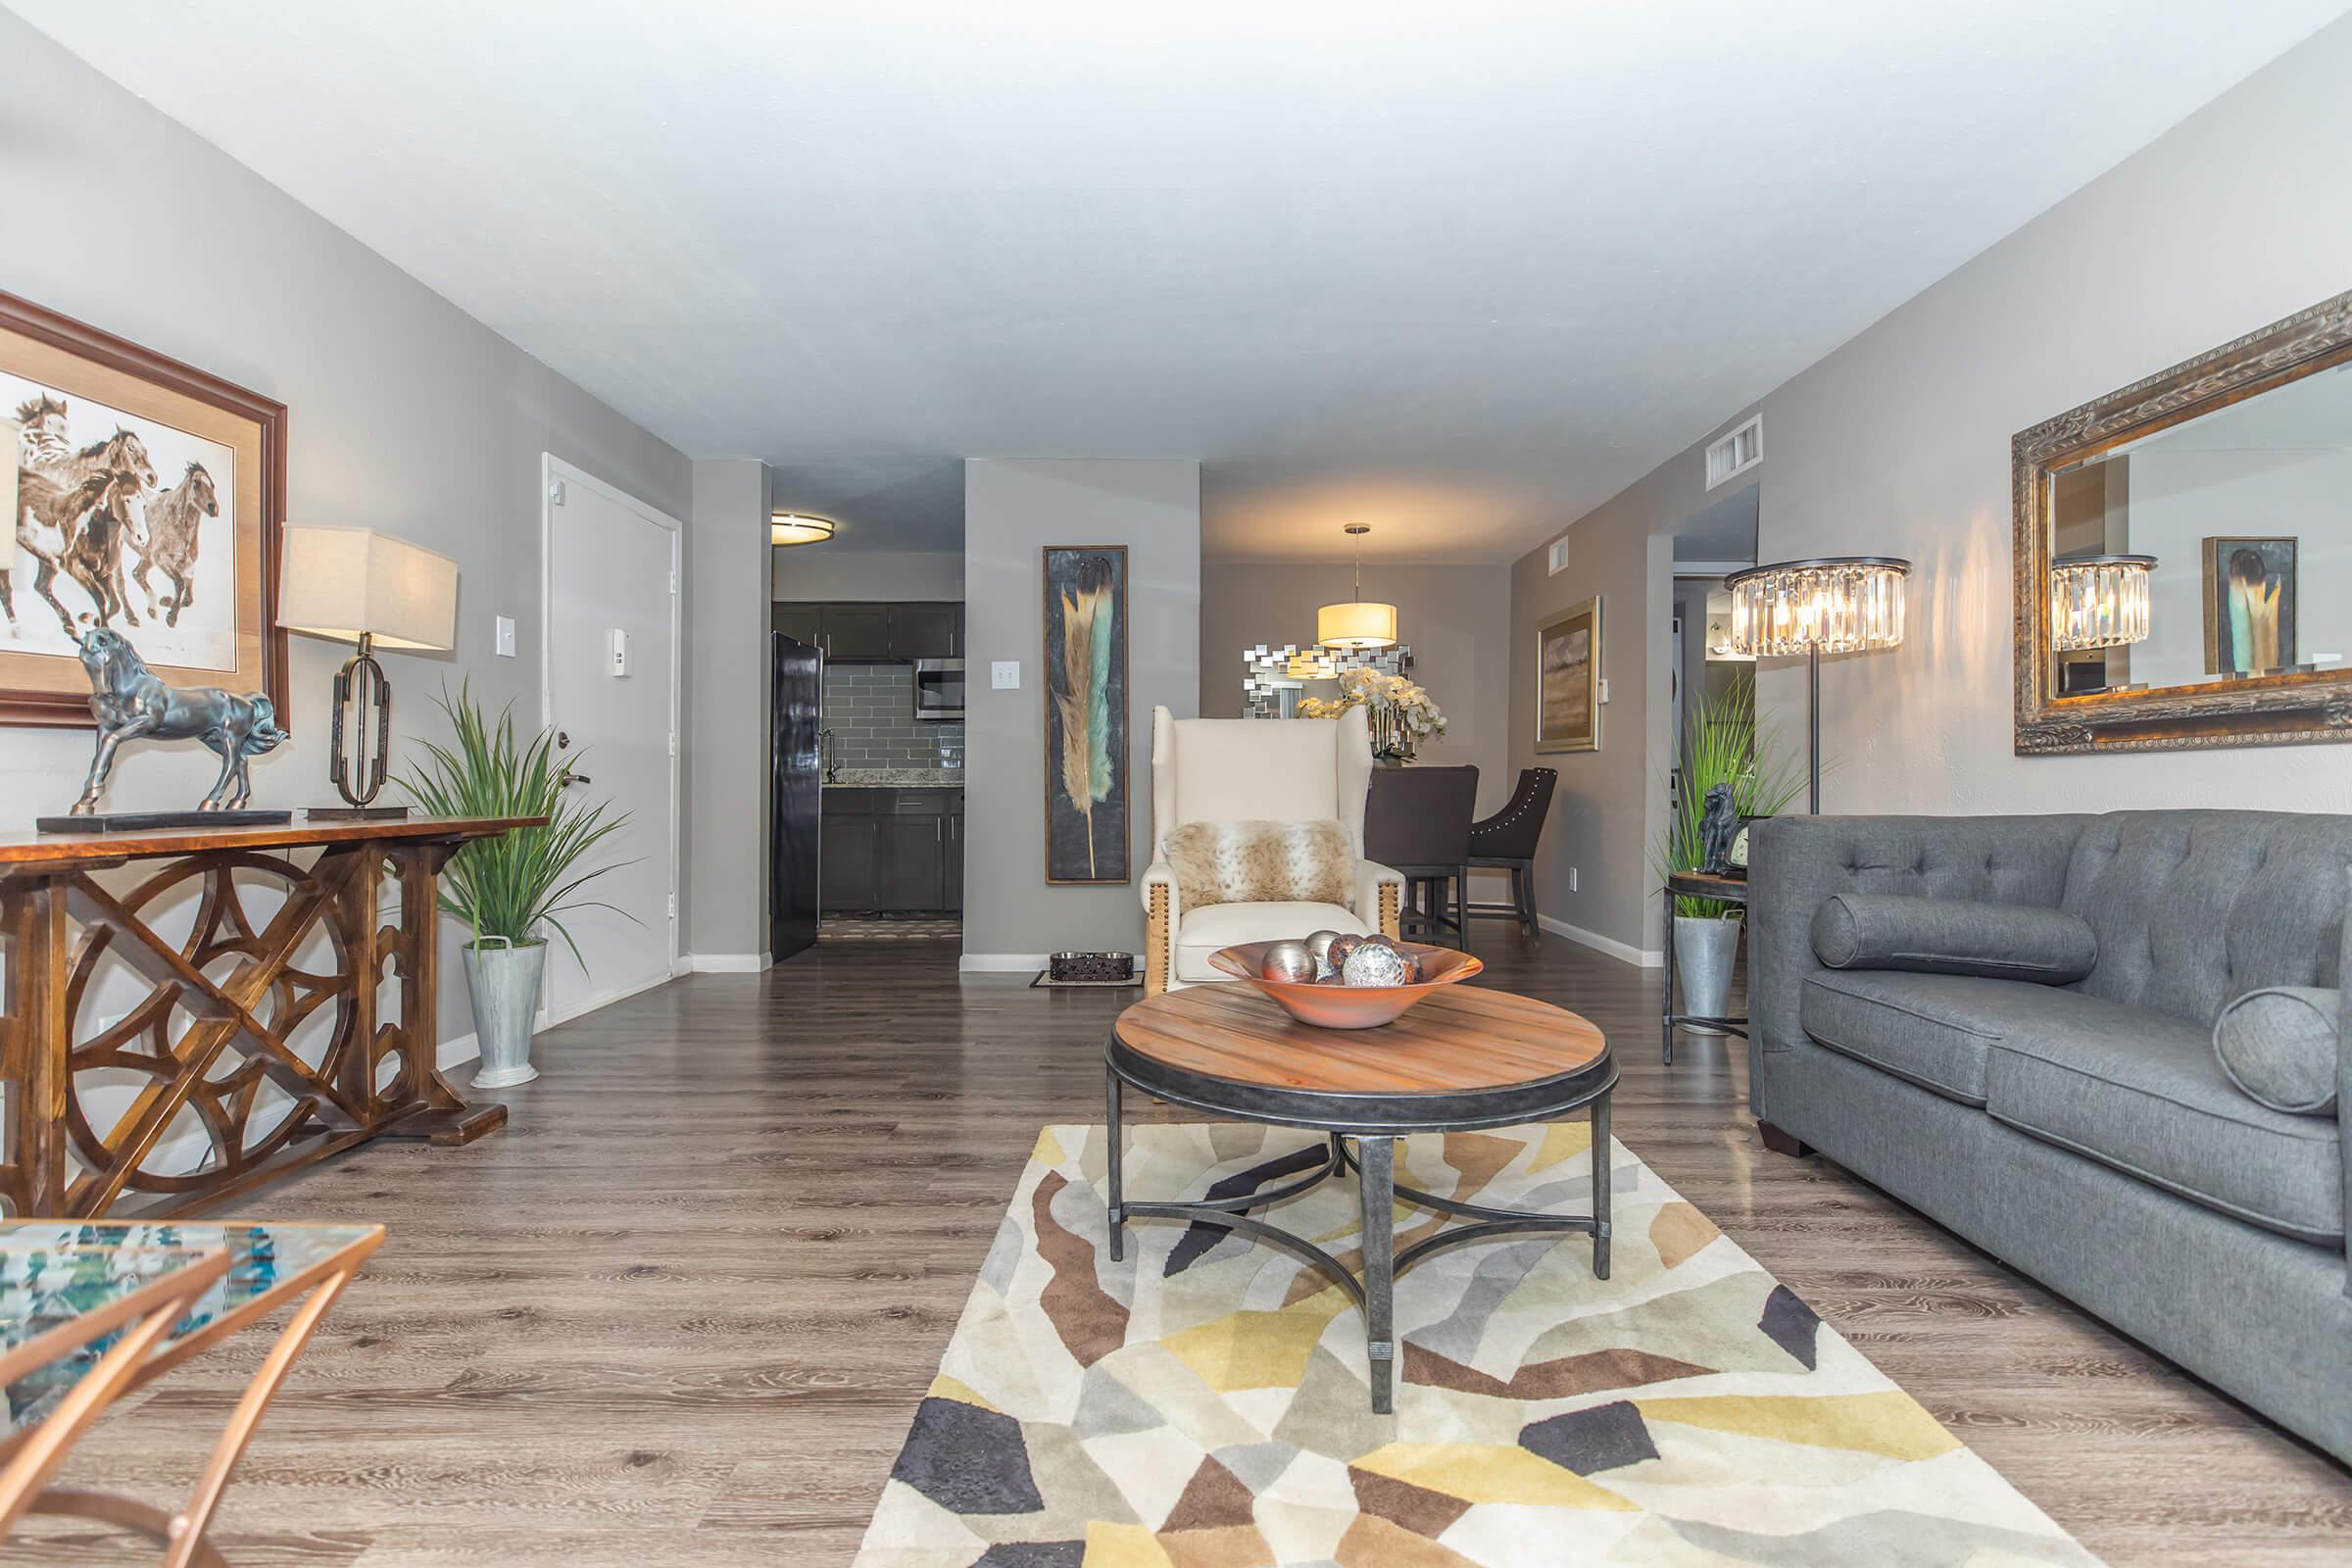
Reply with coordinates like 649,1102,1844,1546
1042,545,1129,884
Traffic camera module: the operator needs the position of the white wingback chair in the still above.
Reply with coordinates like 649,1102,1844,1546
1142,706,1403,994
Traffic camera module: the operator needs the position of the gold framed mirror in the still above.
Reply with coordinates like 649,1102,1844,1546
2014,288,2352,754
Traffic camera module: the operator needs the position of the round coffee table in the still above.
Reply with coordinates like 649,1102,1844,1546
1105,982,1615,1413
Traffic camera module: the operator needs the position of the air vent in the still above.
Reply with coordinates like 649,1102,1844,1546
1705,415,1763,489
1545,536,1571,575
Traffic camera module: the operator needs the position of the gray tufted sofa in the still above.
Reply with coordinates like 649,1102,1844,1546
1748,809,2352,1464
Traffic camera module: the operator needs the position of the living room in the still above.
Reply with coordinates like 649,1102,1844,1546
4,4,2351,1565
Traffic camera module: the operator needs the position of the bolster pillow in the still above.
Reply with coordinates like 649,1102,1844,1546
2213,988,2339,1116
1809,893,2097,984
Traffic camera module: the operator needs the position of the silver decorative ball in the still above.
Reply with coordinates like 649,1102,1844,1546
1259,940,1318,984
1303,929,1343,969
1326,934,1367,972
1342,943,1413,988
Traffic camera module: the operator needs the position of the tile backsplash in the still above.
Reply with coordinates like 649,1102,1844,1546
822,664,964,771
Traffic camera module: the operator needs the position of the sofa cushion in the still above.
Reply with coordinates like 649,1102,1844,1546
1175,900,1366,983
2213,987,2340,1116
1162,819,1354,912
1810,893,2096,984
1985,1016,2342,1244
1800,971,2144,1105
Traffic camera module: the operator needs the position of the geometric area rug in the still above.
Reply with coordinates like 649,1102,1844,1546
855,1124,2102,1566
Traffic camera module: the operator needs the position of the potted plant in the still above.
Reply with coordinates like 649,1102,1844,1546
402,685,630,1088
1649,674,1804,1031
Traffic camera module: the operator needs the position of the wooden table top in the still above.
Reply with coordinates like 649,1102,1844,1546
0,815,543,870
1665,869,1749,901
1113,982,1607,1097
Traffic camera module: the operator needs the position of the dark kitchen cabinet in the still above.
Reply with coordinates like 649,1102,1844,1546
770,601,964,662
892,603,959,659
820,788,962,913
820,604,895,661
772,603,823,647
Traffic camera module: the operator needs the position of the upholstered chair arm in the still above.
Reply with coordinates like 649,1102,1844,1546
1355,858,1404,943
1143,861,1182,996
2340,868,2351,1290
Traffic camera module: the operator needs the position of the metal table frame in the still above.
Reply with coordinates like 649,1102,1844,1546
1104,1034,1616,1414
1661,871,1750,1065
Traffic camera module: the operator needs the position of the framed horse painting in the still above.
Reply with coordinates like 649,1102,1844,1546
2,290,286,727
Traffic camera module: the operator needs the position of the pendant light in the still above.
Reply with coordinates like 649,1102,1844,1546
1317,524,1398,650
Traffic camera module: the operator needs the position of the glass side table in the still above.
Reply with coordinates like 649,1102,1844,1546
0,1219,384,1566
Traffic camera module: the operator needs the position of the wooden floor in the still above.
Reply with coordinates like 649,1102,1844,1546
17,931,2348,1565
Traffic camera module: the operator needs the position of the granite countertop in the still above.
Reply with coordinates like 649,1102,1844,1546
823,768,965,789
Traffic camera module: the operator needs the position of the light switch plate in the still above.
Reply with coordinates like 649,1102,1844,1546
1597,677,1610,704
495,615,517,658
991,661,1020,690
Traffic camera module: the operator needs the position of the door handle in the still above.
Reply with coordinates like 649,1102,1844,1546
563,772,593,787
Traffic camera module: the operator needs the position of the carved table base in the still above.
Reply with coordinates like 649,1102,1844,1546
0,818,527,1219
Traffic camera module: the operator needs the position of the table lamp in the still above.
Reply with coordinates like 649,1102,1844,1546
277,526,458,818
1724,556,1910,813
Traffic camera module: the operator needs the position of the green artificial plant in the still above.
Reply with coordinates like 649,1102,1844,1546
1649,673,1807,919
400,683,632,960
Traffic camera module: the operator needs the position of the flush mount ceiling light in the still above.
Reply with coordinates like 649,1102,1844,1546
1317,524,1398,650
770,512,837,547
2049,553,2155,651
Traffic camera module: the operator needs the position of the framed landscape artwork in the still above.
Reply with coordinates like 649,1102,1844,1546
2202,535,2297,675
2,291,286,727
1042,545,1129,884
1536,596,1600,754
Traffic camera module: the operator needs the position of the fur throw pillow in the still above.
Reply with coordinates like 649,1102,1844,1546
1162,819,1355,910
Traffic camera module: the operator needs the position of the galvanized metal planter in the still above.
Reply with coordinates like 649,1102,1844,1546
1672,913,1743,1037
463,937,547,1089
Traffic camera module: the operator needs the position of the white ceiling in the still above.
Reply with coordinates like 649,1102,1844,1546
17,1,2345,561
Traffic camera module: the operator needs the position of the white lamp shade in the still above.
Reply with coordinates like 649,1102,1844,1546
1317,600,1397,650
277,526,458,651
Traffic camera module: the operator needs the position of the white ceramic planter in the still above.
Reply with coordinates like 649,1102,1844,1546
463,937,547,1089
1673,912,1743,1035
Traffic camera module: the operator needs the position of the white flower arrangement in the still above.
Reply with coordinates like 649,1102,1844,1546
1298,669,1447,759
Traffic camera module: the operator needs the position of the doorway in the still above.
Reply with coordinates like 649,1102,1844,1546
540,454,683,1025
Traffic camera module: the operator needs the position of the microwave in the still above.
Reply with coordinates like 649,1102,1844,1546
913,659,964,721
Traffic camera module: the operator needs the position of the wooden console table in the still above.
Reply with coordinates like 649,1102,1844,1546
0,816,536,1219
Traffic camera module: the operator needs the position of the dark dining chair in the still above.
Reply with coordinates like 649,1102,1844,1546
1363,765,1480,949
1467,767,1557,939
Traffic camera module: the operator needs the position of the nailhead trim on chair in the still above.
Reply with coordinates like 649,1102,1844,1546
1146,883,1170,996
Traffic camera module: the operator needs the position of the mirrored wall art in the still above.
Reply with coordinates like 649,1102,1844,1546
1241,642,1414,718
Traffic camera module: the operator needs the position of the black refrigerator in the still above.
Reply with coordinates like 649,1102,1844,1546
770,632,822,961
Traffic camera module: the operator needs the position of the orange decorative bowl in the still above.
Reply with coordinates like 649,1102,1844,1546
1207,941,1484,1030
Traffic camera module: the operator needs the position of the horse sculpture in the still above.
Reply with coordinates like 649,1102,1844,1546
70,627,288,815
132,461,217,626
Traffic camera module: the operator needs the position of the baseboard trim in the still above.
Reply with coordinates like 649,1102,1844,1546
689,954,771,974
542,968,680,1028
958,953,1054,973
1538,913,1663,968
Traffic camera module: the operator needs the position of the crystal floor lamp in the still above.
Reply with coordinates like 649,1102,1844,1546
1724,557,1911,813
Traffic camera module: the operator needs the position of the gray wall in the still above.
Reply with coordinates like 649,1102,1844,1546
962,460,1200,961
686,459,773,962
1507,14,2352,959
1197,562,1514,816
773,548,964,602
0,13,693,1045
1506,414,1754,962
1750,14,2352,819
823,664,966,771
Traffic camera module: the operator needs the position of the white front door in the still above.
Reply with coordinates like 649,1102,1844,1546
541,456,680,1023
